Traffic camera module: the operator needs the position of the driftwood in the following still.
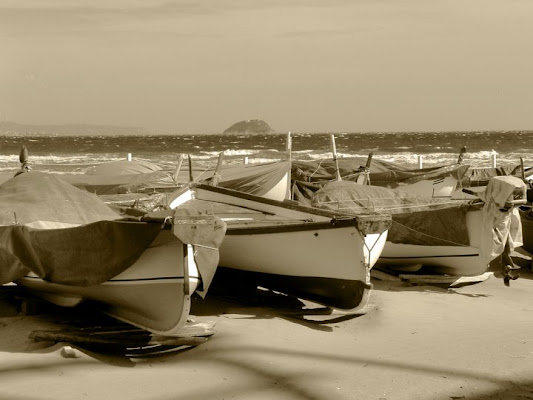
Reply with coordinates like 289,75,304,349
29,320,216,356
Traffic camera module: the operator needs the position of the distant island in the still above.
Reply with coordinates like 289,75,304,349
223,119,274,134
0,121,149,136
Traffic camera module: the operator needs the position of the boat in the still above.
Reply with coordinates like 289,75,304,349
519,207,533,254
291,157,469,199
305,176,527,276
61,158,291,202
2,172,226,335
167,183,391,313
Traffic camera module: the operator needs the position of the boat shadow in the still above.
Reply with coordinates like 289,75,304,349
192,283,364,333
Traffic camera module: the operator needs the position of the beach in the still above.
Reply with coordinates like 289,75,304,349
1,256,532,400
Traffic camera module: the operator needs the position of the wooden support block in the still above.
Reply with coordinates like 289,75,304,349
370,269,402,281
399,272,493,287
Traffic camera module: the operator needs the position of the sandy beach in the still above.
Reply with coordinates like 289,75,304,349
1,257,532,400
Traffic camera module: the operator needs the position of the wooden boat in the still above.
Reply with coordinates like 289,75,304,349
168,183,391,313
307,176,527,276
1,172,225,335
519,206,533,254
291,157,469,199
61,159,291,201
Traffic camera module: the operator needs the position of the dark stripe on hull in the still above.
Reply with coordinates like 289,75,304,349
380,253,479,260
225,220,357,235
212,267,369,310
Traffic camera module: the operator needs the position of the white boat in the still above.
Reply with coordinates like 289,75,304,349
1,172,225,335
168,183,391,313
309,177,527,276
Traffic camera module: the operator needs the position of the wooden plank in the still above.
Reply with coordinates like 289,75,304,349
29,329,210,347
449,272,493,287
399,272,494,286
370,269,402,281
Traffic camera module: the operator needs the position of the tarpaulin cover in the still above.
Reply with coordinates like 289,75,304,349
0,172,162,285
477,176,526,261
292,158,469,188
61,170,175,195
459,166,533,188
87,160,163,175
62,160,290,197
206,160,290,197
309,181,473,246
143,208,227,297
0,172,227,293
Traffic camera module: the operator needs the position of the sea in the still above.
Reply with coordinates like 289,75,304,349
0,131,531,175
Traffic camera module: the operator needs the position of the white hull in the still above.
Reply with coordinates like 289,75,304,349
169,184,391,312
396,176,458,198
378,209,487,276
16,230,200,335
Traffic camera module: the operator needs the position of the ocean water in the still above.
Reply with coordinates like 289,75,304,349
0,131,531,174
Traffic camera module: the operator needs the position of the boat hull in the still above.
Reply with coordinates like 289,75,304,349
521,211,533,254
16,230,200,335
218,222,388,311
378,209,487,276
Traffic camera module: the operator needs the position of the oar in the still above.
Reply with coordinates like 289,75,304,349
330,134,342,181
211,151,225,187
457,146,467,164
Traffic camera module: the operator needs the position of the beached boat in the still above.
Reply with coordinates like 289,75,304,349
2,172,226,335
61,159,291,201
306,176,527,276
519,206,533,254
291,157,469,198
167,183,391,312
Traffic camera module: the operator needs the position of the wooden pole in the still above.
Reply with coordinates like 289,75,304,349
15,145,29,177
211,151,225,187
417,155,424,169
188,154,194,182
491,152,497,168
286,131,292,199
457,146,466,164
363,152,373,185
173,154,184,184
330,134,342,181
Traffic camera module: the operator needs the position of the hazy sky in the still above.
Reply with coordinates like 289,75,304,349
1,0,532,134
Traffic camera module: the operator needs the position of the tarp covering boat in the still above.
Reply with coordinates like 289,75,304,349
0,172,225,292
292,158,469,188
459,166,533,188
87,160,163,175
62,159,290,198
309,180,473,247
477,176,526,261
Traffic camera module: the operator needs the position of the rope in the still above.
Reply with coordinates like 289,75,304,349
190,243,219,251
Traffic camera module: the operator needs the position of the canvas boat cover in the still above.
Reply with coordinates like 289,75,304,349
292,158,469,188
62,160,290,197
0,172,225,291
459,165,533,188
309,180,476,247
476,176,526,262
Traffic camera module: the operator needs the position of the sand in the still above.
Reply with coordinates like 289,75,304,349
1,262,532,400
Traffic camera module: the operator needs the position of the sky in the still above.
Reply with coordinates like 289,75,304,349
1,0,532,134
